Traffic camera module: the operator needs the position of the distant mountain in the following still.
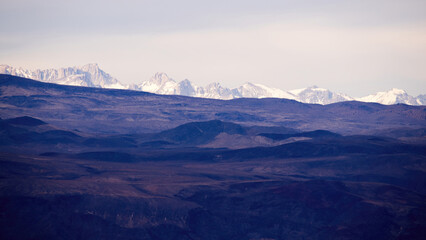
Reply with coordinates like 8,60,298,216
357,88,423,105
236,82,297,100
128,73,426,105
2,74,425,135
135,72,188,95
418,94,426,105
135,74,424,105
1,64,424,105
0,63,127,89
134,73,236,99
289,86,353,105
132,72,363,104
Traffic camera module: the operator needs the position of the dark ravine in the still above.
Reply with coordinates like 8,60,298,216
0,74,425,239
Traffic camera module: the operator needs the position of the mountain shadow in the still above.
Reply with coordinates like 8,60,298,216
259,130,341,141
154,120,246,145
3,116,47,126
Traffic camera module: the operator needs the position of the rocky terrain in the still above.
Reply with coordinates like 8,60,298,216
0,74,425,239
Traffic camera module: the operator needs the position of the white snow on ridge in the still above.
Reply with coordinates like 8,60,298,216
0,64,424,105
0,63,128,90
237,83,297,100
357,88,421,105
289,86,354,105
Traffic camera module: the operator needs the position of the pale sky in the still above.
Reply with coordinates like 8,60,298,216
1,0,426,97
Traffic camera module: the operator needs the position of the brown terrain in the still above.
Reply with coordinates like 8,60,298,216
0,74,425,239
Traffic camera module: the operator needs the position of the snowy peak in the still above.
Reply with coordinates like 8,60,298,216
137,72,178,94
237,82,296,100
137,74,236,99
202,82,235,99
357,88,421,105
0,63,127,89
80,63,100,73
1,64,424,105
176,79,197,96
289,86,353,105
151,72,174,86
78,63,124,88
389,88,406,95
137,73,200,97
417,94,426,105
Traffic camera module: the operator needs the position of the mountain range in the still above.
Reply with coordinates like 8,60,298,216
1,63,424,105
1,74,425,135
1,74,425,239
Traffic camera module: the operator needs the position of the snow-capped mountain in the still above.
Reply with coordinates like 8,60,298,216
417,94,426,105
357,88,422,105
134,72,236,99
134,72,203,97
0,63,127,89
199,82,236,100
1,64,424,105
237,83,297,100
289,86,354,105
136,74,424,105
134,73,297,100
135,72,180,95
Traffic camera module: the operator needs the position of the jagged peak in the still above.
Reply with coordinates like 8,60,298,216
206,82,223,88
241,82,256,87
2,63,102,73
153,72,171,79
288,87,306,95
153,72,169,78
0,63,123,88
178,79,196,88
388,88,407,94
364,88,408,97
357,88,420,105
1,64,423,105
305,85,328,91
80,63,100,69
179,79,191,84
0,64,11,72
147,72,175,86
79,63,103,76
241,82,275,90
0,64,27,71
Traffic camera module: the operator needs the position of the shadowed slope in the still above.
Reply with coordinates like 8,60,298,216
156,120,246,145
3,116,46,126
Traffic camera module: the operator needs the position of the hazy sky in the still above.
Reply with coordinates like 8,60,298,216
1,0,425,96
